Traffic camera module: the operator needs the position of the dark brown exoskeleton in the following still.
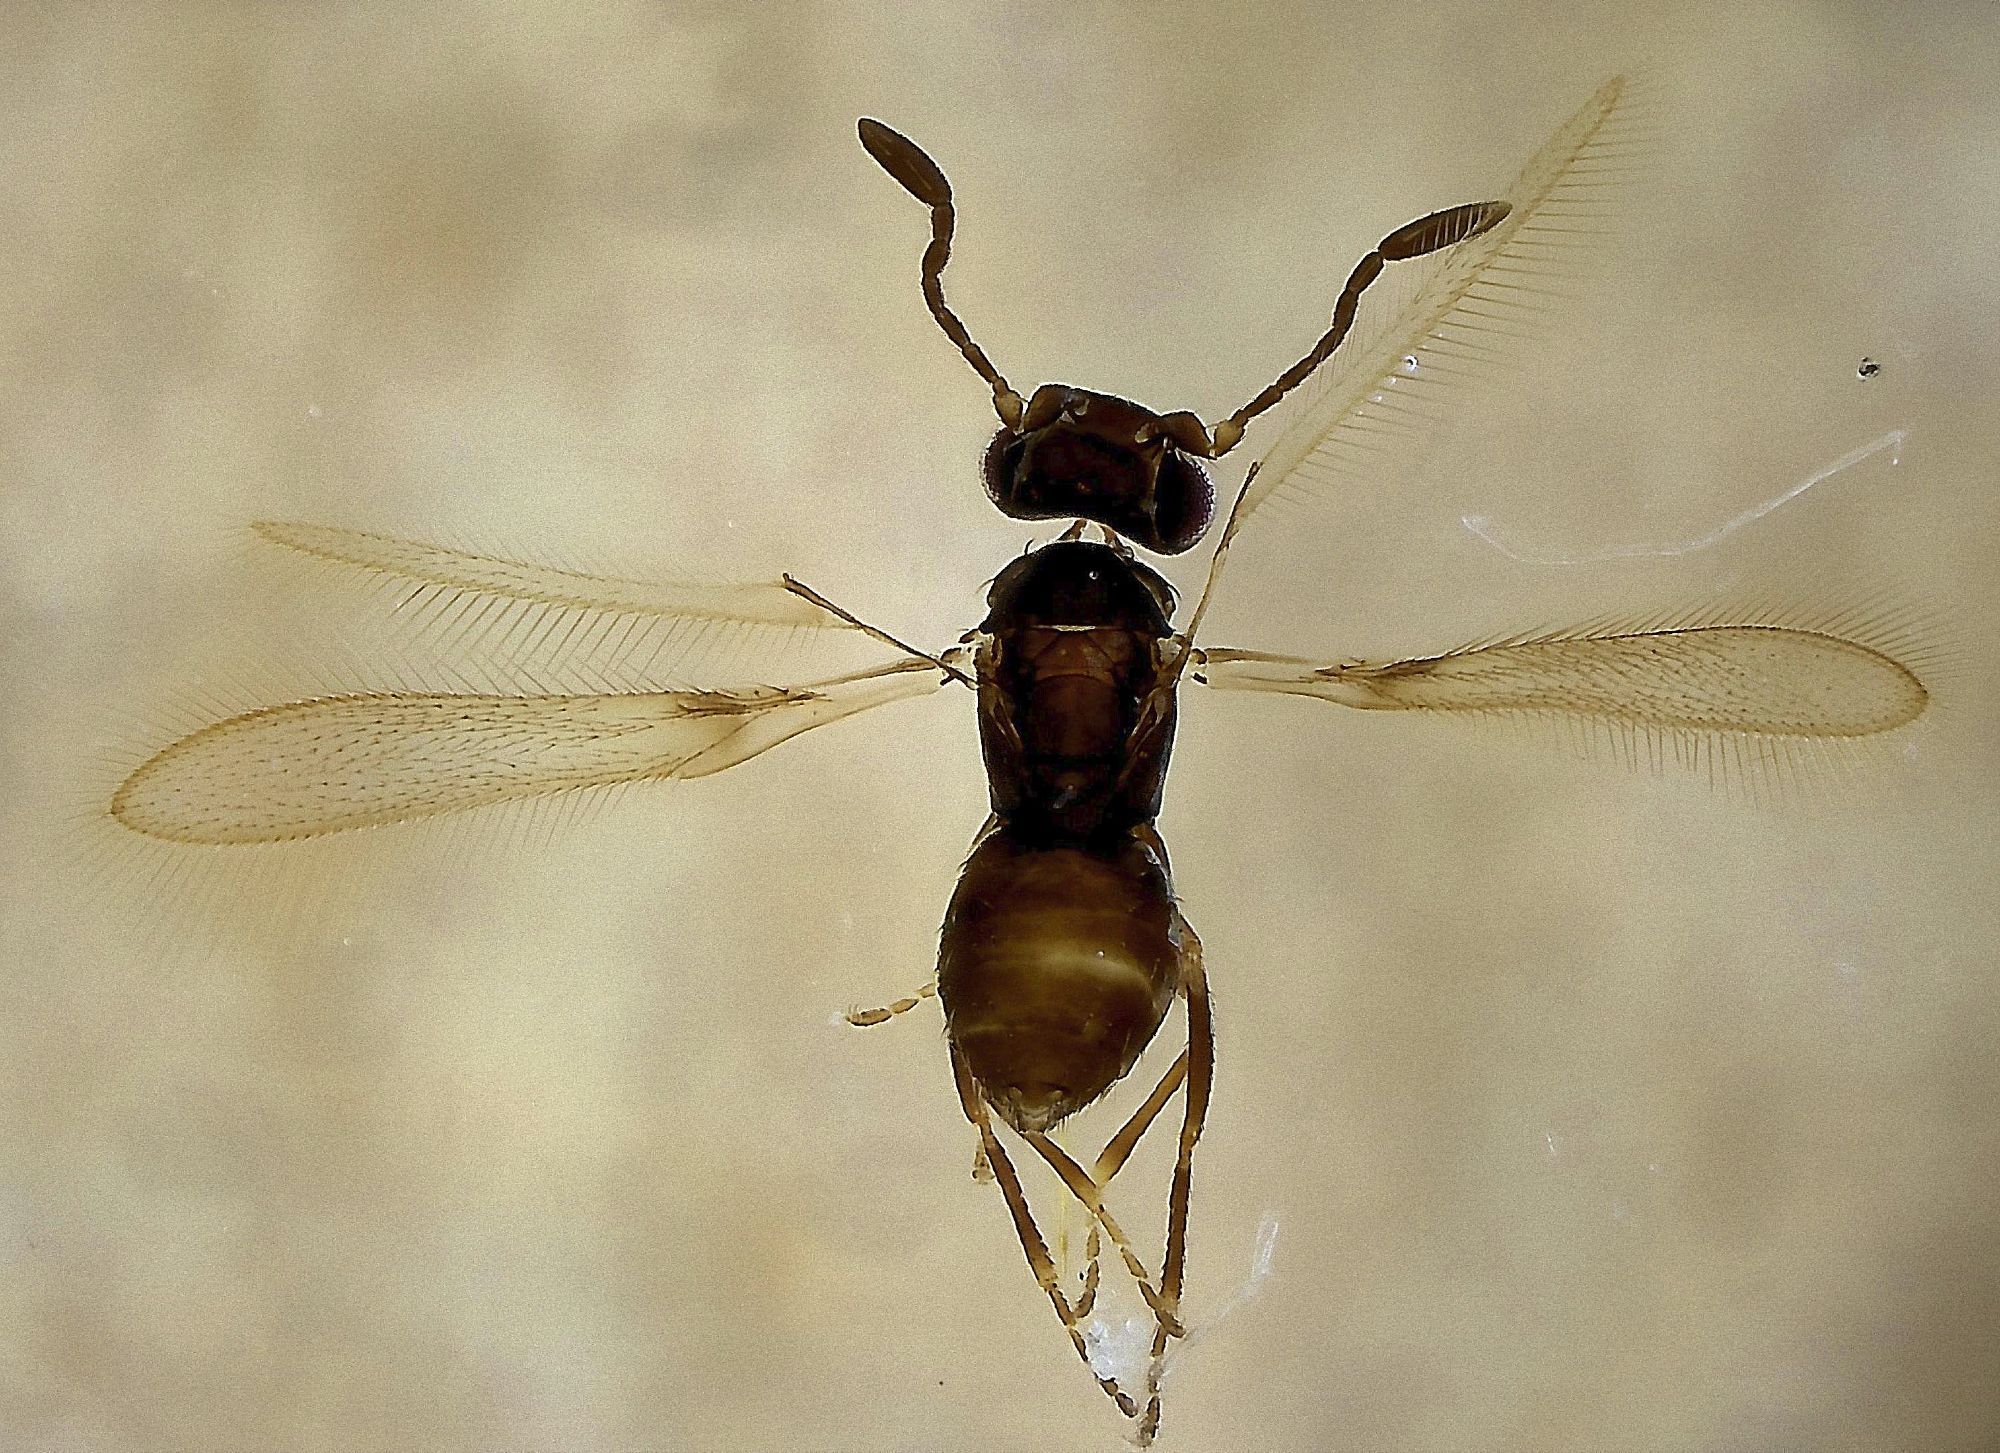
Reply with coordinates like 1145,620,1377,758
936,543,1211,1434
858,116,1509,556
851,116,1514,1435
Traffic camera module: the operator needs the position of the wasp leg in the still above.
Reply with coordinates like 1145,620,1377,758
950,1042,1147,1424
1056,907,1204,1447
1067,1047,1193,1320
843,978,937,1027
1094,1049,1190,1183
1074,1225,1102,1318
780,574,973,687
1152,912,1208,1368
1021,1130,1182,1338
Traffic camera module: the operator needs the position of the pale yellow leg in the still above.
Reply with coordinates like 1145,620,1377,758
843,979,936,1028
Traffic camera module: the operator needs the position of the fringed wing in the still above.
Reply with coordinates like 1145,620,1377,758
256,521,843,627
111,658,949,845
1197,623,1928,739
253,520,859,688
1235,76,1640,532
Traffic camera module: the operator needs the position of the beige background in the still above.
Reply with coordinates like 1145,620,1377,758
5,2,1998,1450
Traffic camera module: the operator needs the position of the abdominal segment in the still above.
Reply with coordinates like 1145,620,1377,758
938,825,1185,1134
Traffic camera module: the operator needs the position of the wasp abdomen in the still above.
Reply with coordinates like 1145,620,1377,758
938,829,1182,1134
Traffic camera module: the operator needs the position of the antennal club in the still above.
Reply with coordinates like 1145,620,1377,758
858,118,1024,431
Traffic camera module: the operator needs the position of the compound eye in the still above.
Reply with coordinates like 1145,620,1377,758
982,429,1027,512
1149,454,1214,555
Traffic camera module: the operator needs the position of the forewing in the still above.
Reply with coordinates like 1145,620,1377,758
1198,624,1928,738
111,659,948,845
1237,76,1639,532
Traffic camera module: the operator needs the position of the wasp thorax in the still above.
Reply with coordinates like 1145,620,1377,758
981,385,1215,555
938,827,1183,1133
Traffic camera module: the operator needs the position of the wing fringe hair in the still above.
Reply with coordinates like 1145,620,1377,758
252,520,859,693
1241,75,1646,531
1198,597,1947,803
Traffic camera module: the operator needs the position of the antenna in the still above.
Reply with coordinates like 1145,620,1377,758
859,118,1024,431
1204,200,1510,457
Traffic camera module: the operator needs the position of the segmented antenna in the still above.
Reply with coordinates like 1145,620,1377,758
1206,200,1511,456
858,118,1024,430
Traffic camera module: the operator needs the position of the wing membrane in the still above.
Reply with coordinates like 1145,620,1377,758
1197,625,1927,738
251,520,863,690
1238,76,1638,531
111,658,948,845
255,521,850,630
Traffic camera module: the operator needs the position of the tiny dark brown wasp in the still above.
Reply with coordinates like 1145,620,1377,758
107,76,1934,1442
